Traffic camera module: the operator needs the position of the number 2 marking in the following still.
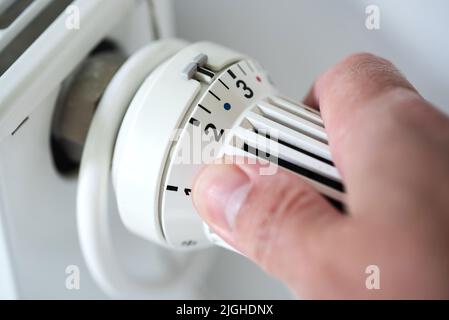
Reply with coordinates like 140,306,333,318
204,123,224,142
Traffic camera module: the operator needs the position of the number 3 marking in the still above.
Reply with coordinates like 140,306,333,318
236,80,254,99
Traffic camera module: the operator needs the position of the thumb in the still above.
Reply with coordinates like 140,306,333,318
193,160,347,294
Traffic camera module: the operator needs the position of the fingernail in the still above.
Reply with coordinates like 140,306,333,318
193,164,251,232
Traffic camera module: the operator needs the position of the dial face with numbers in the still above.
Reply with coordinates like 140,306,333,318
161,59,277,248
113,42,344,251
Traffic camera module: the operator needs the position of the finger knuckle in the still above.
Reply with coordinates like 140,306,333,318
344,53,411,90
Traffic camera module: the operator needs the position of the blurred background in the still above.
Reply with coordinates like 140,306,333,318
173,0,449,113
0,0,448,299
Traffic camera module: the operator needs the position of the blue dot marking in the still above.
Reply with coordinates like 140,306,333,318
224,102,232,111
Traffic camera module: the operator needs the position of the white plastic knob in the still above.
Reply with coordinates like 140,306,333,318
112,42,345,251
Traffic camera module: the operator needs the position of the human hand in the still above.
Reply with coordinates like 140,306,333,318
192,53,449,299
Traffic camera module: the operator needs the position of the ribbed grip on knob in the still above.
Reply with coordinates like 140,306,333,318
205,95,346,251
230,95,345,208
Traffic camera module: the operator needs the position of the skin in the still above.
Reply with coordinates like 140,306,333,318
192,53,449,299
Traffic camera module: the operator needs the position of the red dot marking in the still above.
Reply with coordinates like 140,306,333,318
256,75,262,82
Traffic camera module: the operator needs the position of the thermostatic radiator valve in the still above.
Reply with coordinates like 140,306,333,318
111,42,345,251
77,40,345,297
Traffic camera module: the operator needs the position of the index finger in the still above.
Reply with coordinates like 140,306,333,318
302,53,441,217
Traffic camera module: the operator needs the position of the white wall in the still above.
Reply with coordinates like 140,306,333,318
173,0,449,113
